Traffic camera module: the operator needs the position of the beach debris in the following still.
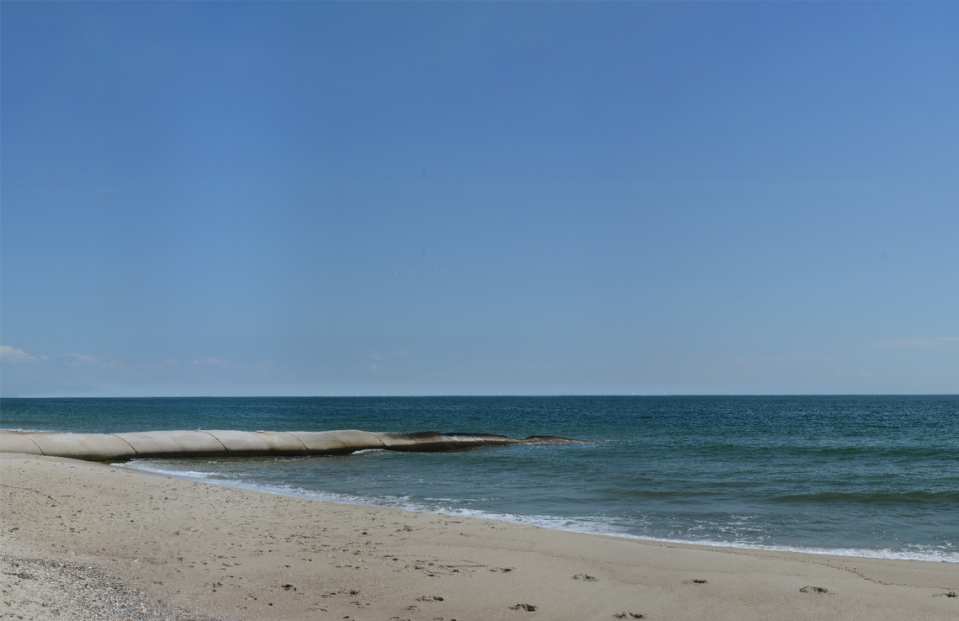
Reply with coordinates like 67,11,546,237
510,603,537,611
2,570,35,580
573,573,599,581
933,591,957,598
1,553,217,620
800,586,834,595
490,567,514,572
613,613,644,619
692,579,708,584
417,595,445,601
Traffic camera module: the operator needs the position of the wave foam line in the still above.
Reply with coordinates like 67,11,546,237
118,461,959,565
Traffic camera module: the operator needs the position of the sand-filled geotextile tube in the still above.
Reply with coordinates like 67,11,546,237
0,429,582,461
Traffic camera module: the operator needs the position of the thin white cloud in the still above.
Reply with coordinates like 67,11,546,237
871,337,959,348
193,357,228,365
1,346,97,367
0,345,33,362
63,352,95,366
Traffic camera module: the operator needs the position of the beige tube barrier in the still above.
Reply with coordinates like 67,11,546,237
0,429,581,462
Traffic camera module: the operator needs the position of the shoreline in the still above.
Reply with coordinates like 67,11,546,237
120,458,959,566
3,453,957,620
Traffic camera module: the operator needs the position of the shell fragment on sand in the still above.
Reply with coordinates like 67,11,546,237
0,429,583,461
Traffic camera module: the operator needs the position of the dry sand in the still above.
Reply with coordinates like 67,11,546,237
1,454,956,620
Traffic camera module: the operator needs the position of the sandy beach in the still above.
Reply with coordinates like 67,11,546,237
2,454,956,621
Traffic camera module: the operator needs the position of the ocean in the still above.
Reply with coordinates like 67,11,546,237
2,395,956,563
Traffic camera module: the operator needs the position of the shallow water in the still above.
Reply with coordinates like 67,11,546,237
3,395,957,561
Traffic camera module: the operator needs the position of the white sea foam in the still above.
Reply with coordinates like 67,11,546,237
115,461,959,564
114,461,233,481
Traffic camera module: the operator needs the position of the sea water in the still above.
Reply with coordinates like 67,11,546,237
2,395,956,562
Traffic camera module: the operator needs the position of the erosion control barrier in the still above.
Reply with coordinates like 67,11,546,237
0,429,582,462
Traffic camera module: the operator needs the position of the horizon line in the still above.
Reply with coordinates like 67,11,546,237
2,393,955,399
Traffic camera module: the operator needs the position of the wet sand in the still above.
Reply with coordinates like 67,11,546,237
2,454,956,620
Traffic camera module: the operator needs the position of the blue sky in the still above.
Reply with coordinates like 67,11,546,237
2,2,957,397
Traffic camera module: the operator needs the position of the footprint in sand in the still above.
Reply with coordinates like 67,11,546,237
510,603,537,611
800,586,834,595
613,613,644,619
573,574,598,581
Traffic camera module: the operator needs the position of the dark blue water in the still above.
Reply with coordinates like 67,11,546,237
2,396,957,561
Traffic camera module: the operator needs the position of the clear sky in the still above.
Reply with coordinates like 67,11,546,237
2,2,957,397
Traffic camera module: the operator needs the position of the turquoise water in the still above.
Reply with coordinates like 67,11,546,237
2,395,957,562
